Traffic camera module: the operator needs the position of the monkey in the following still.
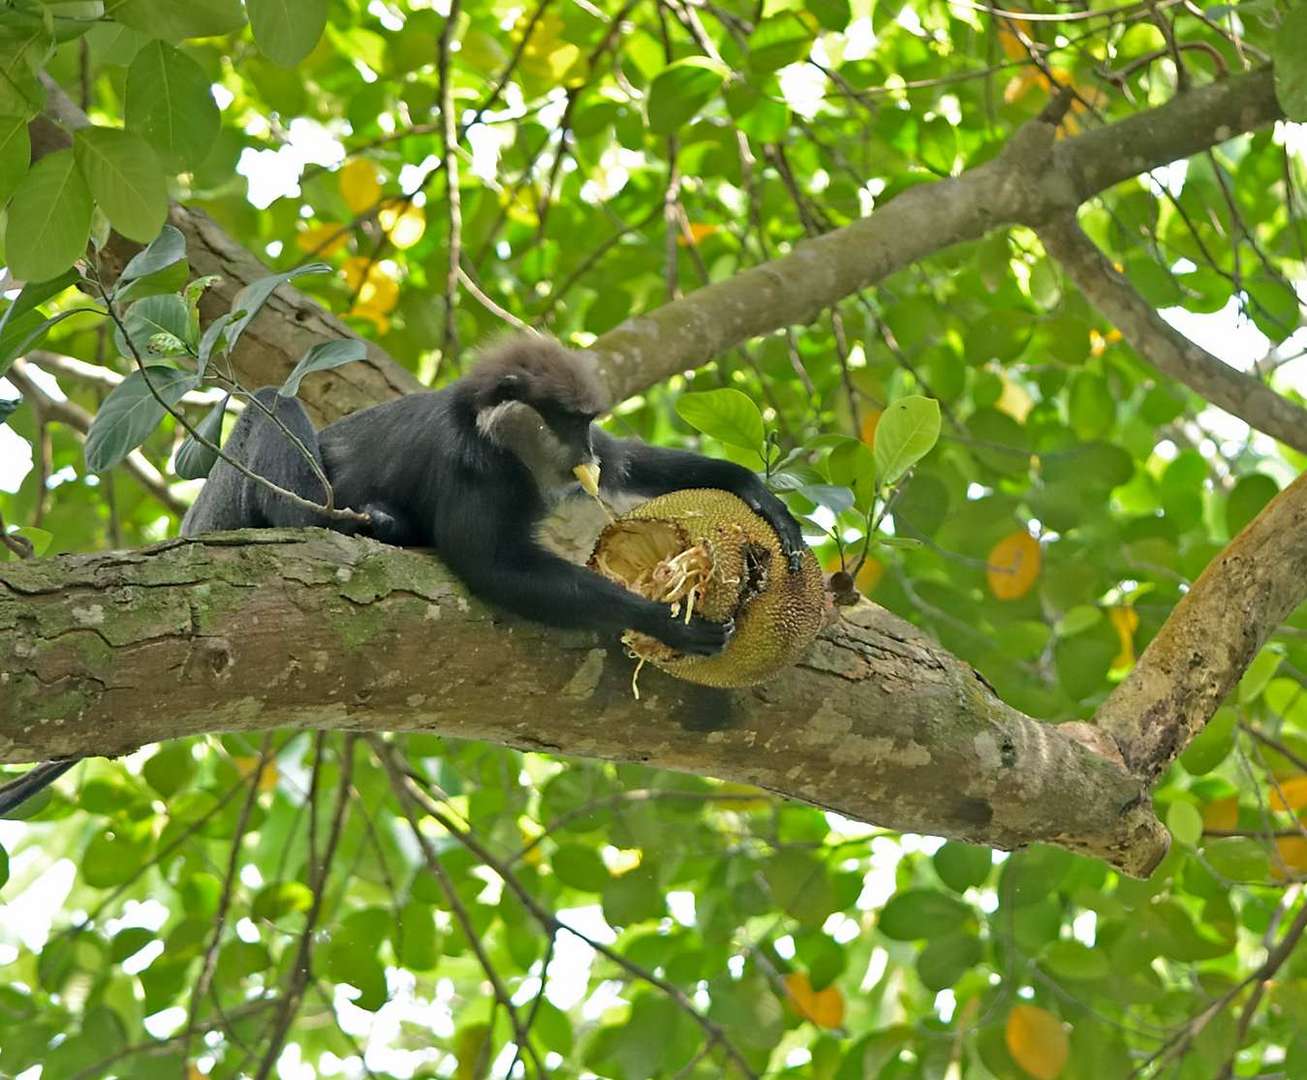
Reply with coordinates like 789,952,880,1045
188,335,807,651
1,337,807,818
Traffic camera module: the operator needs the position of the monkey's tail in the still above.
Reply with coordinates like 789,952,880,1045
0,759,79,817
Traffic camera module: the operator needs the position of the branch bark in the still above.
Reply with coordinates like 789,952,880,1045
1096,470,1307,783
29,70,1284,423
1037,214,1307,454
587,69,1283,400
0,530,1165,875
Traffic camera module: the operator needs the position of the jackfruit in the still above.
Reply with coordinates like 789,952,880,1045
589,489,826,688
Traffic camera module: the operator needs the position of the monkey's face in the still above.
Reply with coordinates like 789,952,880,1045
477,400,599,498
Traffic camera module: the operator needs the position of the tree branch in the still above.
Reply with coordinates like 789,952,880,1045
1036,213,1307,453
1096,470,1307,782
0,530,1164,875
29,70,1282,422
588,69,1282,399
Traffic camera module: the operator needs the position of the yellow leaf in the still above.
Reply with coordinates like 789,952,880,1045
1275,836,1307,874
678,222,719,247
1269,775,1307,812
784,972,845,1029
859,408,882,446
987,530,1041,601
1202,795,1239,833
340,159,382,214
1109,606,1138,672
856,557,884,596
348,303,391,335
997,28,1028,61
296,223,348,257
341,257,399,314
379,201,426,249
1005,1004,1069,1080
995,375,1033,423
256,761,279,793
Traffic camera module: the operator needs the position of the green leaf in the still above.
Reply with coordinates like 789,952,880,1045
140,742,196,798
916,931,981,990
933,842,992,892
826,438,877,509
396,899,440,970
10,526,52,558
764,850,840,927
675,388,765,456
82,828,151,888
1180,707,1236,776
1202,837,1270,882
197,311,238,370
1238,647,1281,704
226,263,332,354
1226,473,1279,537
798,484,854,516
647,57,730,135
874,395,941,486
552,843,611,892
124,41,220,170
1040,939,1110,981
119,224,186,283
0,267,79,341
0,841,7,891
602,866,665,926
878,888,972,940
279,339,368,397
964,309,1032,364
1167,801,1203,846
174,395,227,480
84,365,201,473
3,149,92,281
0,114,31,206
1274,6,1307,121
107,0,246,42
0,307,103,379
247,0,326,66
73,126,167,243
115,294,193,359
746,14,813,74
252,881,313,921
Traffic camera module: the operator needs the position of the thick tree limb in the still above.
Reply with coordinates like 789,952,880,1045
30,70,1282,422
1096,470,1307,783
588,69,1282,399
1037,214,1307,454
0,531,1166,876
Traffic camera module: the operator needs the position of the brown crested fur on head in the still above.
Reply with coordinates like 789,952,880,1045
465,334,610,416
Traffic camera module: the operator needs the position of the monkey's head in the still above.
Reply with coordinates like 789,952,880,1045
471,335,610,493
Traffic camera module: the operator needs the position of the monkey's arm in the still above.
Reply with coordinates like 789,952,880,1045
433,486,731,655
594,430,807,568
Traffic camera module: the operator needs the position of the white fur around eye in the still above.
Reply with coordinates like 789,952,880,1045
477,401,576,496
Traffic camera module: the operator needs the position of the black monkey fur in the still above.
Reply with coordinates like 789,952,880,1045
0,337,807,817
186,335,806,653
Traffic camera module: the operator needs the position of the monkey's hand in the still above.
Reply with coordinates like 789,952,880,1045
647,613,735,656
746,488,807,573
